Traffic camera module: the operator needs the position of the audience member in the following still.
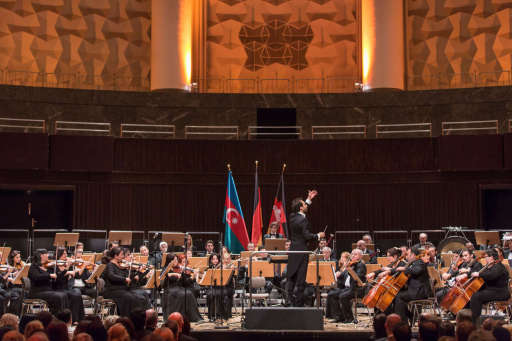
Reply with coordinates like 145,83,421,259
71,334,92,341
492,326,510,341
47,321,69,341
114,318,134,341
72,321,90,339
456,310,472,325
130,308,149,341
106,324,129,341
385,314,402,341
24,321,44,339
103,317,119,332
418,319,439,341
167,313,196,341
467,329,496,341
2,330,24,341
145,311,158,333
373,313,387,340
27,332,49,341
55,311,72,339
164,320,177,341
0,327,15,341
392,321,411,341
36,312,54,330
456,321,476,341
84,318,106,341
481,318,498,331
439,322,455,338
153,328,174,341
0,314,19,330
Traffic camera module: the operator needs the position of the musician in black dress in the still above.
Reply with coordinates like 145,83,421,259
6,250,24,315
286,190,325,307
102,247,147,317
52,248,85,323
28,249,68,314
437,249,482,302
122,248,151,309
205,253,233,321
72,248,97,298
393,247,431,322
469,249,510,323
327,248,366,323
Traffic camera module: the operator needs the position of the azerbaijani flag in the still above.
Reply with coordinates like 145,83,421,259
251,163,263,247
223,170,250,254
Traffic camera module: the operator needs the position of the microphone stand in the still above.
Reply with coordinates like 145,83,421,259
215,234,228,329
183,233,188,321
150,233,160,310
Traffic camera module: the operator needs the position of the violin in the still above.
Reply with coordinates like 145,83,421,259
0,265,16,273
42,260,68,268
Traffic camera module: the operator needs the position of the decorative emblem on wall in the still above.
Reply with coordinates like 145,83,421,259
239,15,313,71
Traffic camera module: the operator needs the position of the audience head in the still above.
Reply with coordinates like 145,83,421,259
24,321,44,339
114,318,134,340
468,329,496,341
103,316,119,331
2,330,24,341
439,321,455,337
163,320,178,341
107,323,130,341
393,321,411,341
456,309,473,325
385,314,402,336
152,327,174,341
36,311,54,329
419,319,440,341
0,326,15,341
84,318,106,341
482,318,498,331
73,321,91,339
27,332,49,341
72,334,93,341
493,326,510,341
56,310,72,325
129,308,146,331
373,313,387,339
46,321,69,341
145,310,158,331
456,321,476,341
0,314,19,330
167,313,183,332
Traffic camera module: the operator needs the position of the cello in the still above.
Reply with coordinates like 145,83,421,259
445,260,492,315
363,255,404,308
440,254,482,311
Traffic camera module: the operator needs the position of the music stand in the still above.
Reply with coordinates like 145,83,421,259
366,264,382,273
248,261,274,278
144,270,162,289
85,264,106,285
264,238,287,251
108,231,132,247
54,233,79,247
13,264,29,285
0,247,11,264
377,257,390,267
162,233,186,251
306,262,336,286
187,257,208,271
427,266,444,289
199,269,233,286
309,254,323,262
361,254,370,263
475,231,500,248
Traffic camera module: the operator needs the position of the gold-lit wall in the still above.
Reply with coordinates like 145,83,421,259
0,0,150,90
407,0,512,89
204,0,359,93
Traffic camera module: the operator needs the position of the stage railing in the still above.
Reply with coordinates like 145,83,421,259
441,120,498,135
311,125,367,139
120,123,176,139
0,118,46,133
376,123,432,138
184,126,239,140
55,121,112,136
248,126,302,139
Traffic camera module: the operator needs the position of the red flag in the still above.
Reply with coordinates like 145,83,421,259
268,198,287,236
251,163,263,246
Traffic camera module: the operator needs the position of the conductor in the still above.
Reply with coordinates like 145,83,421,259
286,190,325,307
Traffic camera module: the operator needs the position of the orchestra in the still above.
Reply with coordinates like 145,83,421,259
0,222,510,327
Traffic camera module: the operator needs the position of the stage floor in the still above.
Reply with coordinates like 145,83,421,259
190,316,374,341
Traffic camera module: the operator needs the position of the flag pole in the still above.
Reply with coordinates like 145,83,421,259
273,163,286,199
227,163,231,171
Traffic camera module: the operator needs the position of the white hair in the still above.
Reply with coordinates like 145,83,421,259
159,241,168,248
351,248,363,256
322,247,332,253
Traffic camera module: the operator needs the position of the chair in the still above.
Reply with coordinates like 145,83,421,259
482,279,512,323
94,278,117,319
20,277,49,317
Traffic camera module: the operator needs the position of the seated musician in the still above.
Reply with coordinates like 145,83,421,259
356,240,377,264
264,222,284,241
28,249,68,315
53,248,85,323
6,250,24,315
413,233,434,250
71,248,97,299
139,245,150,257
203,240,215,257
327,248,366,323
470,249,510,324
177,234,194,253
437,249,482,302
315,238,327,254
205,253,233,321
392,247,431,322
123,248,151,310
162,253,202,322
102,247,148,317
325,251,350,319
426,246,440,267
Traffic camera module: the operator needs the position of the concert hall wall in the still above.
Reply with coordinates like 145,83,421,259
1,133,512,235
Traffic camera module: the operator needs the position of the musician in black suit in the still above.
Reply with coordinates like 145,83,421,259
469,249,510,324
393,247,431,322
263,221,284,241
285,190,325,307
328,248,367,323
